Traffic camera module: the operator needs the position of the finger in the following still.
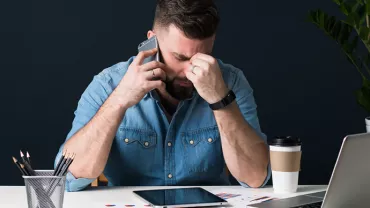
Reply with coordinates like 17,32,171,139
132,48,158,66
189,64,203,75
191,58,209,71
190,53,214,63
185,67,197,83
140,61,166,71
145,80,166,91
145,68,167,81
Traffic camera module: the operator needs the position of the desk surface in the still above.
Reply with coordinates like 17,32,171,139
0,185,327,208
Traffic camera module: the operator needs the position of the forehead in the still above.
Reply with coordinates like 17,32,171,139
157,24,215,56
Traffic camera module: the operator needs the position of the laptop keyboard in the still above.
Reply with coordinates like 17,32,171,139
292,201,322,208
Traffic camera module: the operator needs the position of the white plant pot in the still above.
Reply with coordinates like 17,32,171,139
365,117,370,133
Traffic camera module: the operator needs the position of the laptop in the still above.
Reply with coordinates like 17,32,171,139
251,132,370,208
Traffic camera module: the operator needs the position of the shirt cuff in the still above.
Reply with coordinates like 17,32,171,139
65,171,95,192
238,163,272,188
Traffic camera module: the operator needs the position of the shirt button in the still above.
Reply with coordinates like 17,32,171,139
168,174,172,178
124,138,129,143
167,142,172,147
208,138,213,143
144,142,149,146
189,140,194,145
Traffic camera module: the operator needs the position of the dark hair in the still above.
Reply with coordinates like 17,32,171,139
153,0,220,39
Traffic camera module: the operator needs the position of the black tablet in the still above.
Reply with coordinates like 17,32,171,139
133,187,229,208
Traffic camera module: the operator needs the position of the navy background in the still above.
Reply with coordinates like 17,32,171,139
0,0,366,185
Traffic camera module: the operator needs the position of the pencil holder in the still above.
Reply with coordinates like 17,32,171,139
23,170,66,208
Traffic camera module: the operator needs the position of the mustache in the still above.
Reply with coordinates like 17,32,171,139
165,76,190,83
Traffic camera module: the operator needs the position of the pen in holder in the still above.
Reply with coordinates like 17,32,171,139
13,150,75,208
23,170,66,208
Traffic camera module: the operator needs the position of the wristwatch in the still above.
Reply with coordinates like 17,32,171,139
209,90,236,110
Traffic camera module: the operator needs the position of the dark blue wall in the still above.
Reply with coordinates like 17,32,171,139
1,0,366,185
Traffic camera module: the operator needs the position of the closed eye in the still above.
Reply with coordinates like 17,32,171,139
175,56,188,62
173,52,191,62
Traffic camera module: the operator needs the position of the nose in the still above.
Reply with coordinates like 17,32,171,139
180,61,192,75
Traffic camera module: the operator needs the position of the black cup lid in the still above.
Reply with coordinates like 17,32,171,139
269,136,302,147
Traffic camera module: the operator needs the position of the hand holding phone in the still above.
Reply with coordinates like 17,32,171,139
115,48,167,109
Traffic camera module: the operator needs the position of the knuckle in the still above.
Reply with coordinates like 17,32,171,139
154,61,162,68
138,51,144,57
210,58,216,65
160,82,165,88
149,61,158,68
205,64,210,70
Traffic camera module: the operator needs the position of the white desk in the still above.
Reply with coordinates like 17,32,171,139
0,185,327,208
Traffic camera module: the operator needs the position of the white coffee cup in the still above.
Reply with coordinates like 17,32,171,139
269,136,302,193
365,117,370,133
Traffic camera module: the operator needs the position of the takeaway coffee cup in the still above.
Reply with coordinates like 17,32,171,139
365,117,370,132
269,136,302,193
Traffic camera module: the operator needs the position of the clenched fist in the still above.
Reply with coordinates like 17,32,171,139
185,53,229,104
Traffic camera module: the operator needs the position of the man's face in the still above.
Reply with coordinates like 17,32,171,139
148,24,215,100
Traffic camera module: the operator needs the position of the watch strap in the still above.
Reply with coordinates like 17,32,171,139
209,90,236,110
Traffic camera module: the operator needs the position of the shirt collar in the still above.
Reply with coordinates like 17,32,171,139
144,89,198,101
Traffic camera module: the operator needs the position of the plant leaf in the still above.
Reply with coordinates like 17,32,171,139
365,53,370,66
332,21,343,39
349,35,359,52
359,26,370,41
320,10,327,28
338,24,351,44
348,12,361,27
346,51,359,66
328,16,337,29
340,3,350,15
357,4,367,25
307,11,315,23
355,78,370,113
367,0,370,14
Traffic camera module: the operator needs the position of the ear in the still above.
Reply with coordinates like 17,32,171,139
147,30,155,39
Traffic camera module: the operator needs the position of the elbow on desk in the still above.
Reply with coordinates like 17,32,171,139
237,168,269,188
68,165,101,180
65,170,97,192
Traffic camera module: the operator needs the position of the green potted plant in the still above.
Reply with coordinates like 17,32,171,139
307,0,370,131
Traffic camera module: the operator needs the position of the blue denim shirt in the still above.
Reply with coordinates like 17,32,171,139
55,57,271,192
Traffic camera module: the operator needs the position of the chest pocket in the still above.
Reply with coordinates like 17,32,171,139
182,126,224,173
115,128,157,174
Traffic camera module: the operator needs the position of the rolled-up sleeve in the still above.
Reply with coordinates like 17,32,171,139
55,73,112,192
231,69,271,188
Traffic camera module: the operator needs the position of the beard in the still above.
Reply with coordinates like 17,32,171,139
165,77,194,100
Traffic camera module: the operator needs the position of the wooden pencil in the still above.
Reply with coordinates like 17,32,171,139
12,157,27,176
20,150,35,176
60,153,75,176
47,153,75,195
20,151,26,163
20,164,30,176
26,151,31,165
53,150,66,176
